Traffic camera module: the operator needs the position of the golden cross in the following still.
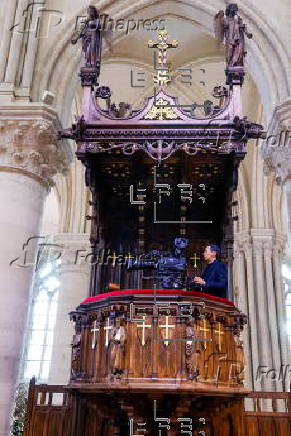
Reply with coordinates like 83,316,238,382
125,252,135,261
137,316,152,346
148,30,178,66
148,30,178,86
91,321,99,350
159,316,175,346
214,322,225,351
190,253,201,268
104,318,113,347
107,251,119,267
154,70,171,86
199,319,210,349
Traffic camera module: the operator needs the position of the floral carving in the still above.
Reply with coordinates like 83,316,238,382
0,118,71,186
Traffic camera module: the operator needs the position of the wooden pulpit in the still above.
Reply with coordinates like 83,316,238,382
65,289,248,435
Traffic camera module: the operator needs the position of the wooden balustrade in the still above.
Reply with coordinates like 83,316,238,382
244,392,291,436
23,382,291,436
23,379,69,436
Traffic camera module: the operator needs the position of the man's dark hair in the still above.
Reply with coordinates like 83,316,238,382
209,244,221,255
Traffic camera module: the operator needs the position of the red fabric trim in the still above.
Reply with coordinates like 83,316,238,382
81,289,234,307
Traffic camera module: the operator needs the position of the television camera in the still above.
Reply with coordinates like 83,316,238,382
127,237,189,289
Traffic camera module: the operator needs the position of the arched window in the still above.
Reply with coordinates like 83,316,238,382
21,244,60,382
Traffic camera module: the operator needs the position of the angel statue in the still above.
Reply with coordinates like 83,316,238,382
214,4,252,68
71,5,112,70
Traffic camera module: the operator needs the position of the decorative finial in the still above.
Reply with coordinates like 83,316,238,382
148,30,178,87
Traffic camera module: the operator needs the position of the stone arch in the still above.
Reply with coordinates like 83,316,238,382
33,0,290,125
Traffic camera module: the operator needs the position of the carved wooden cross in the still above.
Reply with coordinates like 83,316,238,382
104,318,113,347
159,316,175,346
137,316,152,346
91,321,99,350
199,319,210,349
214,322,224,351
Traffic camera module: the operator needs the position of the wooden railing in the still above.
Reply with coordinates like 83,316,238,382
247,391,291,412
244,392,291,436
23,380,291,436
23,379,69,436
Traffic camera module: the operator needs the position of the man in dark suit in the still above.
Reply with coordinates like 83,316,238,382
190,245,228,298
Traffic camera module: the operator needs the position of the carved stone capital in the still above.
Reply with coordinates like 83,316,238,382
263,241,273,257
273,233,287,255
262,99,291,185
234,231,251,253
0,104,72,187
251,229,273,257
235,229,287,260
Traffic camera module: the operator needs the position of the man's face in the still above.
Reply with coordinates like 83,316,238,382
203,246,216,263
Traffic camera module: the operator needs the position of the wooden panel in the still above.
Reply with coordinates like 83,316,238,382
244,392,291,436
244,414,291,436
24,380,291,436
31,411,46,436
23,382,69,436
70,295,247,390
47,408,67,436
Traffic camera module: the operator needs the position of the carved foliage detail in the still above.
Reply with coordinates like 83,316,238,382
0,120,70,184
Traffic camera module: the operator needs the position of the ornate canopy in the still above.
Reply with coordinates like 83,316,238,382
59,4,265,163
60,87,264,163
58,4,266,294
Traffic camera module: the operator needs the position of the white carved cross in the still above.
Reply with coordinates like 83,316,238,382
104,318,113,347
137,316,152,346
159,316,175,346
214,322,224,351
91,321,99,350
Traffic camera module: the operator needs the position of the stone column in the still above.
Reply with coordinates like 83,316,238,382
1,0,29,97
273,235,291,381
263,236,284,390
0,0,17,82
261,99,291,392
285,180,291,238
234,230,290,397
234,229,290,412
48,234,90,385
234,233,260,391
251,231,276,399
0,104,71,436
233,238,253,389
234,236,256,411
